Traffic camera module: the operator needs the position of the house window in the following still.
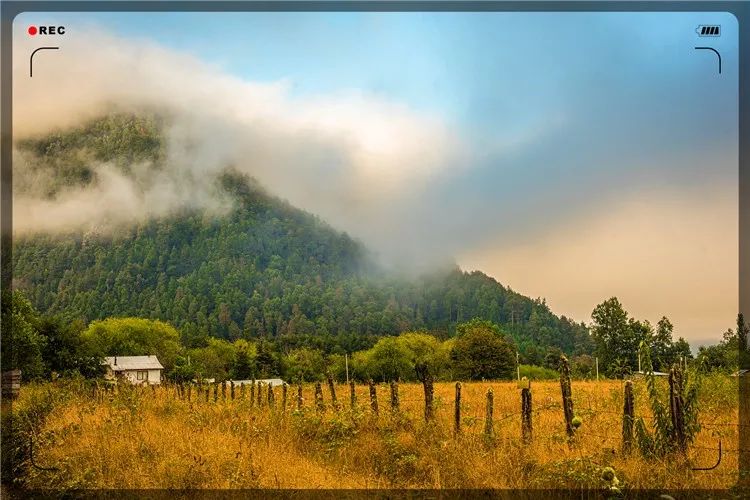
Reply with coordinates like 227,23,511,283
136,371,148,381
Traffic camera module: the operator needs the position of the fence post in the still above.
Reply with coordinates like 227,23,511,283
669,364,687,451
213,382,218,403
622,380,634,454
240,382,246,401
423,373,434,422
204,384,209,403
187,384,192,403
559,355,576,439
326,372,339,410
522,384,532,444
257,382,263,408
390,381,400,414
454,382,462,437
250,379,256,407
297,383,303,411
282,383,288,413
368,379,379,415
230,381,235,401
484,389,494,437
268,383,275,409
349,380,357,410
315,382,325,413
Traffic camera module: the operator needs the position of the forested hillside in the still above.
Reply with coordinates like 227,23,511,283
12,114,593,357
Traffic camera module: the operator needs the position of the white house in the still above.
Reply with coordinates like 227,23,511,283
104,355,164,385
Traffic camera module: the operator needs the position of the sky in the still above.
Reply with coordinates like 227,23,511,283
12,11,739,348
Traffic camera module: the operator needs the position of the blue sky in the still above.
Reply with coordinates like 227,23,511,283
14,11,740,345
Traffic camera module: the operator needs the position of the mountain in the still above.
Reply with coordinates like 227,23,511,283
12,113,593,356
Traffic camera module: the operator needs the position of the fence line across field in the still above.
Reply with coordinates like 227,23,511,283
90,356,741,470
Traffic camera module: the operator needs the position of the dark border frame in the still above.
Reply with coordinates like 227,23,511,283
1,1,748,495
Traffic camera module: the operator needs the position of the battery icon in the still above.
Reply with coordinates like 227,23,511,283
696,25,721,36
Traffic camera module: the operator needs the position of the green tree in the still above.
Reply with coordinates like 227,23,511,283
37,316,102,378
652,317,674,371
365,336,412,382
284,347,326,382
2,291,46,380
451,319,516,380
591,298,650,377
255,340,281,378
80,317,182,370
231,340,257,379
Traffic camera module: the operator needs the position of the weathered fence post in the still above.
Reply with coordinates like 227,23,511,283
268,383,275,409
240,382,246,401
282,383,288,413
622,380,634,454
230,381,235,401
484,389,494,437
454,382,462,437
213,382,218,403
187,384,192,403
205,384,209,403
221,381,227,401
1,369,21,401
368,379,379,415
349,380,357,410
423,374,434,422
178,383,184,400
559,355,576,439
250,379,256,407
669,364,687,451
257,382,263,408
297,383,303,411
390,381,400,414
314,382,325,413
521,385,533,444
326,372,339,410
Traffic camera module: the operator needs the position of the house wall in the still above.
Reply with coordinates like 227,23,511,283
119,369,162,385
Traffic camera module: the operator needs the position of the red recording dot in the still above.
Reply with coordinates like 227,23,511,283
28,26,37,36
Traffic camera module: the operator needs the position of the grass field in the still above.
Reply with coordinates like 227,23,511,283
4,376,740,490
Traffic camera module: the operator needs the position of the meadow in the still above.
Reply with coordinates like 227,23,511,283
3,376,740,491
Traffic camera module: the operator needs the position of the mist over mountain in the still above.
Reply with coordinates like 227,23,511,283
12,113,593,356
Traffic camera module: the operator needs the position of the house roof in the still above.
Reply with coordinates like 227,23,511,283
104,355,164,371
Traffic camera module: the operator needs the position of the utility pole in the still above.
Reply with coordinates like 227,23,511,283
516,351,520,381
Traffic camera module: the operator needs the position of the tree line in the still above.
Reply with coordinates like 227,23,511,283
5,289,742,385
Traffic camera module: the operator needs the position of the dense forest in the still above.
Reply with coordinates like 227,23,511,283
12,113,593,360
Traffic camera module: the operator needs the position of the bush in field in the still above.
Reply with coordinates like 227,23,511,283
451,319,516,380
519,364,558,380
635,344,701,457
347,332,451,382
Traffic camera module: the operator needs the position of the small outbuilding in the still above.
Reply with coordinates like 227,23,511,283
631,370,669,379
227,378,286,387
104,355,164,385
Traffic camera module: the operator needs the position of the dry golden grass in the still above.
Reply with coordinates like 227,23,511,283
13,377,740,490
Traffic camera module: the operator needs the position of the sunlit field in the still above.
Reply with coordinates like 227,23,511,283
3,376,739,491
